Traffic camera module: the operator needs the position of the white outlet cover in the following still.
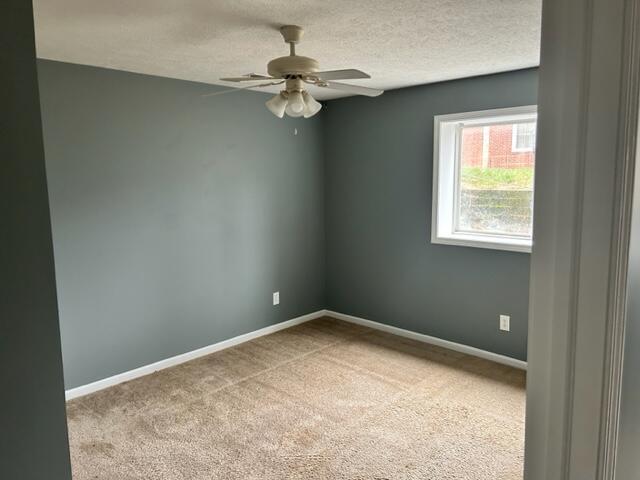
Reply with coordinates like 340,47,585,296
273,292,280,306
500,315,510,332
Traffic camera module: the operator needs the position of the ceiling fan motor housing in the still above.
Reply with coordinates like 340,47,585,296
267,55,320,78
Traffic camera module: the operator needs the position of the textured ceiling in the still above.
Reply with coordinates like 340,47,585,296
33,0,541,100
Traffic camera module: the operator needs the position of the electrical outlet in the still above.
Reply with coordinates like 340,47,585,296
273,291,280,306
499,315,510,332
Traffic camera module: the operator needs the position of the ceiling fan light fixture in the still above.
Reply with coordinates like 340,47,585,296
302,91,322,118
286,90,305,115
285,103,304,117
265,92,288,118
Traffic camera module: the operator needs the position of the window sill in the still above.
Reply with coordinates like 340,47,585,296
431,232,532,253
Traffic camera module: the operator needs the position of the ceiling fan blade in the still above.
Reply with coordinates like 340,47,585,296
313,69,371,81
322,81,384,97
219,73,275,82
202,81,283,97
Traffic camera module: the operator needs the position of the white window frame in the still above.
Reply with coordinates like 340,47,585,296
511,122,536,152
431,105,537,253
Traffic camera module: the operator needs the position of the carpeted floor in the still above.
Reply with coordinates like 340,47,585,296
66,317,526,479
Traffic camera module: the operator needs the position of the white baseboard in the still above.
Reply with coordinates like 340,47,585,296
66,308,526,401
65,310,326,401
325,310,528,371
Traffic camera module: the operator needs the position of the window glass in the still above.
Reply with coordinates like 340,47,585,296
512,122,536,151
458,123,535,237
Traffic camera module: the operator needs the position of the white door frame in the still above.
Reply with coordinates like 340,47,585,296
525,0,640,478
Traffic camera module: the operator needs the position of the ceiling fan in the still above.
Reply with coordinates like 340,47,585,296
210,25,384,118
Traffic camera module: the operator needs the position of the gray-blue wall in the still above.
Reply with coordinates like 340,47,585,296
1,5,71,479
38,60,326,389
324,69,537,361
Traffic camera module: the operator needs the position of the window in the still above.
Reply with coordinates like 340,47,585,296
512,122,536,152
431,105,537,252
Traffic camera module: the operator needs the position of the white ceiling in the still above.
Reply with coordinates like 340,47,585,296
33,0,542,100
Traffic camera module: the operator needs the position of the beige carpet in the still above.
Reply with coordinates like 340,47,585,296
66,317,526,479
